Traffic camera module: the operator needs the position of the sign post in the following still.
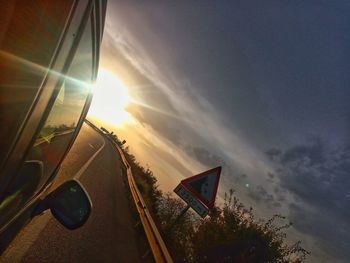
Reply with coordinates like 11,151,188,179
172,166,221,225
174,184,209,218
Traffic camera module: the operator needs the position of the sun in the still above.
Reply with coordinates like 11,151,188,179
88,68,133,126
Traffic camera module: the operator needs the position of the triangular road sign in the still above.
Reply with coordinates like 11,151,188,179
180,166,221,209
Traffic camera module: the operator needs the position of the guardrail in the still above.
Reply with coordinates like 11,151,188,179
34,129,75,146
84,120,173,263
116,146,173,263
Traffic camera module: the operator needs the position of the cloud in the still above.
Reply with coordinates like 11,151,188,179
248,185,275,204
100,4,350,262
289,202,350,262
185,146,224,168
273,186,287,202
101,31,279,210
265,148,282,161
102,13,276,185
273,202,282,208
267,140,350,261
127,104,183,145
267,172,275,179
279,138,325,166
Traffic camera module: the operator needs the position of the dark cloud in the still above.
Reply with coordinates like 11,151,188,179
280,138,325,166
265,148,282,161
128,104,182,145
267,140,350,260
289,203,350,262
248,185,274,204
273,186,287,203
184,146,250,185
190,146,224,168
110,0,350,149
273,202,282,208
267,172,275,179
237,173,247,180
265,172,275,183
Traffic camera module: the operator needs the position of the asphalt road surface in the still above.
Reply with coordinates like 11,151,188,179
1,123,141,263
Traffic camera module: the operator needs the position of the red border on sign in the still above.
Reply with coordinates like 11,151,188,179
180,166,221,209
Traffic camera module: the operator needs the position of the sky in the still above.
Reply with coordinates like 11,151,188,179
88,1,350,262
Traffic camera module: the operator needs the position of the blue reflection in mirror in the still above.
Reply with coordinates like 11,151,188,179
49,180,92,229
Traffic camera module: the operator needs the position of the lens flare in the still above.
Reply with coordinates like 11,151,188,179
88,69,133,126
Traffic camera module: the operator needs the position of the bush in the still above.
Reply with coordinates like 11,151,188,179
190,190,309,262
120,145,309,262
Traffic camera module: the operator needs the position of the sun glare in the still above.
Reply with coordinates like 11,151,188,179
88,68,133,126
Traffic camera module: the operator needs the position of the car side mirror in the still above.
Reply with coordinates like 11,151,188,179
33,180,92,230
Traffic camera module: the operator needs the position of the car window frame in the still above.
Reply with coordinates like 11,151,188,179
0,0,100,233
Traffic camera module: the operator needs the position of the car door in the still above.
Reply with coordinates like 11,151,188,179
0,0,99,232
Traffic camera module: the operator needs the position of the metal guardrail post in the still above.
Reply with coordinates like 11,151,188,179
116,146,173,263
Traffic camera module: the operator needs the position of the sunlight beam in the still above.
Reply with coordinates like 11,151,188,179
88,68,133,126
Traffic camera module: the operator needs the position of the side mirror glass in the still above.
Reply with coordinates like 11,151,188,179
47,180,92,230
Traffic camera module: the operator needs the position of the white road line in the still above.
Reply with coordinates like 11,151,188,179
1,136,106,262
74,137,105,179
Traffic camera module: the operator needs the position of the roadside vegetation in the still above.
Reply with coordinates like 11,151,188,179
114,135,309,263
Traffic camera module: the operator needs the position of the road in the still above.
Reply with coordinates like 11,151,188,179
1,123,142,263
